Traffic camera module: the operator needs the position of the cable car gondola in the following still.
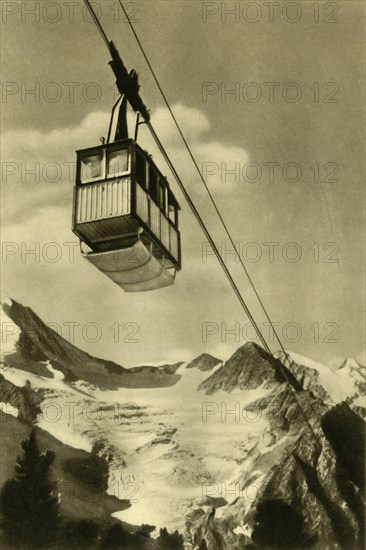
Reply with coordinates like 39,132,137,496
71,1,323,450
72,6,181,292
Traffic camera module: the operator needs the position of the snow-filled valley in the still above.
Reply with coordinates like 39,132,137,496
1,298,365,548
1,355,272,533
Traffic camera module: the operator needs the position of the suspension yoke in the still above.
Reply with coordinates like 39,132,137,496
83,0,150,124
108,41,150,123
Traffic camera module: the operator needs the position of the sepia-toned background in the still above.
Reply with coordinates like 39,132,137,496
1,0,364,366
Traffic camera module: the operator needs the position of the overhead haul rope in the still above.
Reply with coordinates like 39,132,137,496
148,117,322,448
147,120,272,356
117,0,301,374
83,0,271,355
83,0,322,448
146,123,322,449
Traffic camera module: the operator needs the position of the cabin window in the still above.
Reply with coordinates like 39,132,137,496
80,153,104,183
136,150,147,189
107,148,129,177
168,192,178,226
159,180,167,213
168,204,178,226
148,165,159,204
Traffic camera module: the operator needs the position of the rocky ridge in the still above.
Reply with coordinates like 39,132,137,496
0,299,365,549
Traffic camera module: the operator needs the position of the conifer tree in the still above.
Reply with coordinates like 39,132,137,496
0,429,60,548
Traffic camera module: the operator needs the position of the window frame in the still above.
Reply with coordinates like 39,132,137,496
135,149,148,190
148,163,159,206
77,142,132,186
159,178,168,215
168,191,178,227
79,151,106,184
106,145,131,179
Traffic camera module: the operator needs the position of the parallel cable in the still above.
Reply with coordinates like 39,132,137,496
84,0,322,448
117,0,298,369
82,0,270,353
147,119,322,448
118,0,323,447
84,0,110,49
146,120,272,355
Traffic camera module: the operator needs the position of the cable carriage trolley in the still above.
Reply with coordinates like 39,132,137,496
72,1,181,292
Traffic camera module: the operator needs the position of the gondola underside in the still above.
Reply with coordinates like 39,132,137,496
82,239,175,292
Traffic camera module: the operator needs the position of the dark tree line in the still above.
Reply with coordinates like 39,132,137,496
0,430,184,549
0,429,59,548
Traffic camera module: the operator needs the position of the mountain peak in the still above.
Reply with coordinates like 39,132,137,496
235,341,272,359
1,298,185,391
198,342,297,395
2,298,127,386
186,353,221,372
338,358,363,371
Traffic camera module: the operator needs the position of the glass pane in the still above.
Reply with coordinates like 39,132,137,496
149,166,158,203
80,154,103,183
136,151,147,188
168,192,178,225
107,149,129,177
159,183,166,212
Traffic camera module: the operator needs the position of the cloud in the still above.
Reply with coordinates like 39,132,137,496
142,102,250,195
2,103,359,366
1,103,250,229
152,102,211,145
1,111,111,225
1,104,250,362
2,111,110,163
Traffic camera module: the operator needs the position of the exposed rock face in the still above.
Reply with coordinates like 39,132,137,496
276,351,366,410
150,426,177,446
1,299,364,549
338,359,366,402
353,405,366,419
186,354,222,372
321,403,365,492
1,299,181,390
184,346,365,549
186,392,365,550
198,342,301,395
0,374,42,425
276,351,329,402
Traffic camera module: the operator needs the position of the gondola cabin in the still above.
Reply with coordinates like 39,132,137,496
72,138,181,292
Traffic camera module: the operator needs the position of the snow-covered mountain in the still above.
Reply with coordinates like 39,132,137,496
0,299,182,390
275,350,366,412
0,299,365,549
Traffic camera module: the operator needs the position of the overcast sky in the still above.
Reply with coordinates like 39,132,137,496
1,0,364,367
